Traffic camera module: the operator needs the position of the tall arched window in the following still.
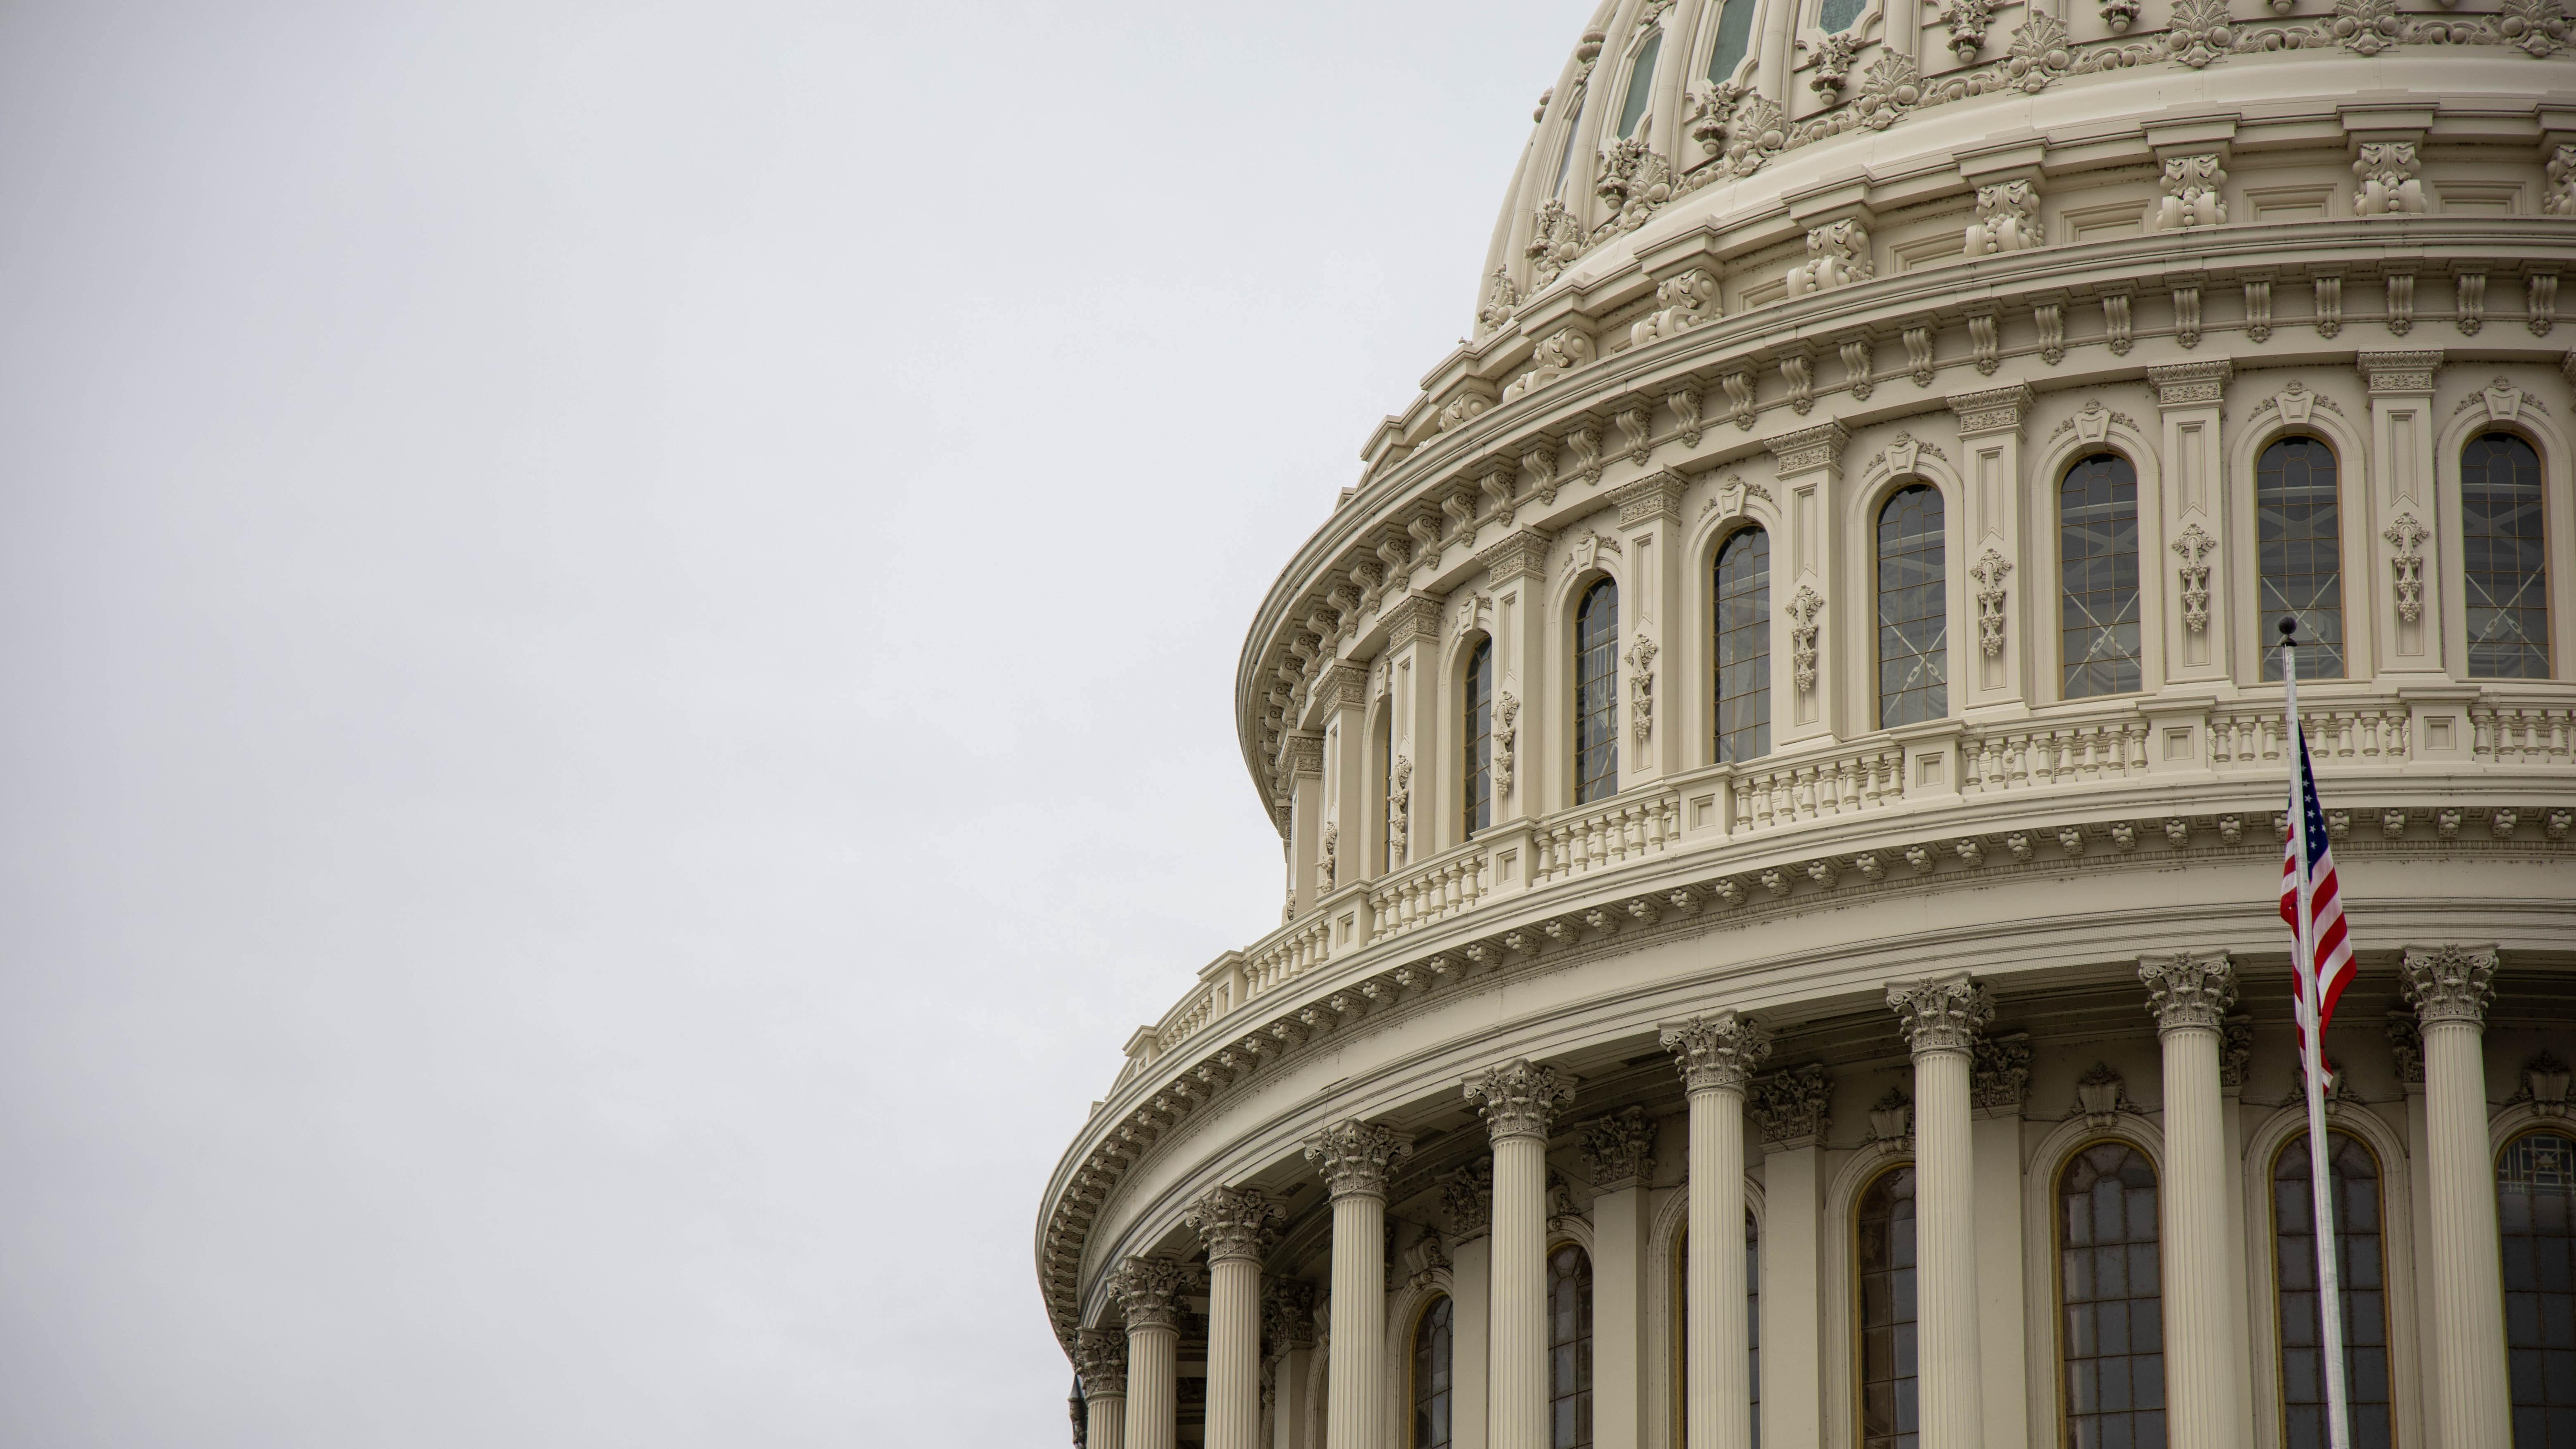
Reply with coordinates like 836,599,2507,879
1878,486,1948,727
2273,1132,2392,1449
1551,105,1587,197
2259,437,2345,680
1856,1164,1919,1449
1378,710,1396,874
1549,1244,1593,1448
2463,431,2551,678
1820,0,1867,33
1575,580,1620,803
2500,1129,2576,1446
1413,1295,1454,1449
1705,0,1757,85
1616,32,1662,139
1715,527,1771,762
2058,1142,2164,1449
1673,1213,1764,1447
1464,639,1494,837
2061,453,2143,698
1748,1211,1762,1449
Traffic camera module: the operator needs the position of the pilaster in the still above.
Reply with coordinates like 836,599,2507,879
1970,1035,2032,1449
1767,421,1848,743
1077,1328,1129,1449
1283,734,1324,916
1319,665,1368,892
1380,595,1444,869
1751,1064,1828,1449
1609,469,1689,780
1477,528,1553,822
1261,1284,1316,1449
1948,384,2035,709
1585,1108,1657,1449
2358,351,2446,675
2149,360,2231,685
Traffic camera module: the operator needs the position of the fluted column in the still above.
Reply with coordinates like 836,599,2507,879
1109,1257,1190,1449
2141,952,2244,1449
1887,975,1992,1449
1466,1059,1576,1449
1078,1328,1129,1449
2403,945,2510,1448
1305,1120,1412,1449
1189,1186,1281,1449
1661,1011,1772,1449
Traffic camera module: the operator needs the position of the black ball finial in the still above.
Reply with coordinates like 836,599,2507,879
2277,615,2299,641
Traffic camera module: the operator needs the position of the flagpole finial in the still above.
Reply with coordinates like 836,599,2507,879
2278,615,2299,642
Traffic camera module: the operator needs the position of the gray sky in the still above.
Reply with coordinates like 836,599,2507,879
0,2,1571,1443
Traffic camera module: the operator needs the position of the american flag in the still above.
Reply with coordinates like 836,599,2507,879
2279,729,2355,1047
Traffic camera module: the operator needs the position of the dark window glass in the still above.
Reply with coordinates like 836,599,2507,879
1617,33,1662,139
1464,640,1493,836
1414,1295,1454,1448
1707,0,1757,84
1821,0,1867,32
1716,527,1772,762
2060,1142,2166,1449
1878,486,1948,727
2502,1130,2576,1449
2259,438,2345,680
2464,432,2551,678
1550,1245,1594,1448
2274,1132,2392,1449
1552,103,1586,197
2061,453,2143,698
1673,1214,1764,1448
1379,714,1395,874
1858,1165,1920,1449
1576,580,1620,803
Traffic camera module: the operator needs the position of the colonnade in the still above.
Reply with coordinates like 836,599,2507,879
1089,947,2511,1449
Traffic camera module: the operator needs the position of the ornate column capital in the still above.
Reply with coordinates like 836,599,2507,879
1660,1009,1774,1092
1608,467,1690,527
1184,1184,1281,1266
1767,419,1849,477
1475,526,1556,585
2358,349,2442,394
1578,1106,1657,1191
1438,1158,1494,1238
1887,974,1993,1055
1948,381,2037,435
1261,1281,1319,1354
1464,1058,1577,1142
1075,1326,1129,1397
2140,950,2238,1033
2145,360,2231,408
2403,944,2500,1027
1280,732,1324,778
1302,1119,1412,1200
1108,1256,1192,1333
1972,1031,2033,1114
1751,1062,1834,1147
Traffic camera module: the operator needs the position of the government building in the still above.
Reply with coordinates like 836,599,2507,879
1034,1,2576,1446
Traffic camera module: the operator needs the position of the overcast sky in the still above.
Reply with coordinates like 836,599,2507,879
0,3,1577,1444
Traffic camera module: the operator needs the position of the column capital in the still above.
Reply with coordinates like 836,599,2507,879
1261,1280,1319,1353
1887,973,1993,1055
1302,1119,1412,1200
1108,1256,1192,1333
1439,1158,1494,1238
2403,944,2500,1026
1948,381,2037,435
2358,348,2443,394
2140,950,2238,1032
1279,732,1324,778
1578,1106,1657,1191
1971,1031,2034,1113
1767,419,1849,477
1075,1327,1129,1397
1660,1009,1774,1092
1751,1062,1834,1146
1184,1184,1281,1266
1475,526,1556,585
1465,1058,1576,1142
2145,359,2232,408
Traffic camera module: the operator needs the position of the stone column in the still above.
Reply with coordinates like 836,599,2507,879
1887,975,1992,1449
1189,1186,1282,1449
1109,1257,1191,1449
1304,1120,1412,1449
1751,1064,1832,1449
2402,945,2509,1448
1466,1060,1576,1449
1662,1011,1773,1449
1263,1283,1319,1449
1582,1108,1660,1449
2141,952,2245,1449
1077,1328,1129,1449
1971,1035,2034,1449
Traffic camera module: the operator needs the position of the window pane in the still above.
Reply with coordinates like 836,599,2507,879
1463,640,1492,836
2060,453,2143,697
1821,0,1867,31
1380,717,1396,874
1576,581,1620,803
2463,432,2550,678
2258,438,2345,680
1858,1165,1920,1449
1878,485,1948,727
1617,33,1662,140
1549,1245,1593,1447
1707,0,1757,84
2504,1132,2576,1448
1716,527,1771,762
1415,1296,1454,1448
2274,1133,2394,1449
2061,1144,2165,1449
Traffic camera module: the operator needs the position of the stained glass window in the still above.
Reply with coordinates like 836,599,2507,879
2502,1130,2576,1448
2259,438,2345,680
1576,580,1620,803
1716,527,1771,762
1878,486,1948,727
2061,453,2143,698
2059,1142,2165,1449
2273,1132,2391,1449
2464,432,2550,678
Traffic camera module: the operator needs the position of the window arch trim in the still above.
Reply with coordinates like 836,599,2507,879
1567,571,1623,807
2055,449,2147,701
1392,1283,1458,1449
2225,410,2368,684
1873,481,1952,729
2434,401,2570,684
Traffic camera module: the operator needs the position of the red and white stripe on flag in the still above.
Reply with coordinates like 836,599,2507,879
2279,732,2356,1046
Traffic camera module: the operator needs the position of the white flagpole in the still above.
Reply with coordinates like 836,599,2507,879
2282,616,2353,1449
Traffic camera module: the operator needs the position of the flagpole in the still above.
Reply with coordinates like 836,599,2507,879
2282,616,2353,1449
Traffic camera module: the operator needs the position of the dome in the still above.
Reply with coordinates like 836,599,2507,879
1049,3,2576,1447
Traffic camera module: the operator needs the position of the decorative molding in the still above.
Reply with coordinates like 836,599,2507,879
1702,474,1775,519
2520,1050,2573,1118
1494,691,1520,797
1660,1009,1774,1092
1971,548,2012,658
2387,1009,2424,1087
2147,359,2232,407
1972,1031,2034,1112
2140,949,2237,1032
1075,1327,1129,1397
2353,141,2427,216
1563,528,1624,575
2172,524,2216,634
1867,1087,1914,1147
2384,511,2430,623
1769,420,1849,475
1625,634,1658,745
1439,1158,1494,1237
2221,1016,2255,1094
2149,152,2228,228
1870,431,1949,477
1260,1281,1318,1354
1464,1059,1577,1141
1477,527,1555,584
1609,469,1690,526
1185,1184,1281,1264
1107,1256,1192,1332
1964,177,2039,252
1752,1062,1834,1145
1302,1120,1413,1200
1786,218,1873,295
1788,585,1824,692
2358,349,2442,394
1950,382,2036,435
1888,973,1994,1054
1579,1106,1658,1190
2075,1062,2131,1128
2400,944,2499,1026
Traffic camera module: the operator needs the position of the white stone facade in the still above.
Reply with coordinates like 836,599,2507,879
1041,2,2576,1447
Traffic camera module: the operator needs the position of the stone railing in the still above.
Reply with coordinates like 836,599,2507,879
1959,717,2152,793
1244,915,1330,1000
1366,840,1494,947
1729,742,1908,831
1532,788,1684,886
2209,701,2413,767
2474,698,2576,764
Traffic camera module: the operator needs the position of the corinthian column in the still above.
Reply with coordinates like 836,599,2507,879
1887,975,1992,1449
1108,1257,1190,1449
1661,1011,1772,1449
1466,1059,1577,1449
2140,951,2243,1449
1188,1185,1281,1449
1304,1120,1412,1449
1077,1328,1129,1449
2403,945,2510,1447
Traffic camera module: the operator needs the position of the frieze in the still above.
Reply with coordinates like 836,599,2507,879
1769,420,1849,475
1950,382,2035,435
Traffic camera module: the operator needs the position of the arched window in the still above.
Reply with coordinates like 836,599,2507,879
1856,1164,1919,1449
1748,1211,1762,1448
2258,437,2345,680
1378,710,1397,874
2500,1129,2576,1445
2058,1142,2164,1449
1715,527,1772,762
1705,0,1757,85
1550,1244,1594,1448
1673,1213,1764,1447
1820,0,1867,33
1575,580,1620,803
2463,431,2550,678
2061,453,2143,698
1551,105,1587,197
2273,1132,2392,1449
1616,33,1662,139
1877,486,1948,728
1464,639,1494,837
1413,1294,1454,1449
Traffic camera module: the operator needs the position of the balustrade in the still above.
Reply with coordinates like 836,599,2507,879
1366,843,1492,946
1959,719,2150,793
1533,790,1682,884
1728,745,1905,833
2211,703,2411,766
2474,701,2576,763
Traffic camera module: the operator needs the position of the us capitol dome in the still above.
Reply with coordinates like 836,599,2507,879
1037,2,2576,1447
